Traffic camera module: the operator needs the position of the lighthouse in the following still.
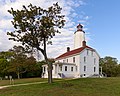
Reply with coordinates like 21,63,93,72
74,24,85,49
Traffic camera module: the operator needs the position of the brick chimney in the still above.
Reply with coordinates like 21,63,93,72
67,47,70,52
82,41,86,47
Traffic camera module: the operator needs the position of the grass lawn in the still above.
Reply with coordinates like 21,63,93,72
0,77,120,96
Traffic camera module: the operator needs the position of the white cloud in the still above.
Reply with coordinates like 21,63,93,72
0,0,88,60
0,29,21,51
0,29,12,51
0,19,13,30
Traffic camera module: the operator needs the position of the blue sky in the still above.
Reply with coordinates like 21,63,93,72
79,0,120,62
0,0,120,61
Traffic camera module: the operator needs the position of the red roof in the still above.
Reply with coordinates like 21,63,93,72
56,46,94,60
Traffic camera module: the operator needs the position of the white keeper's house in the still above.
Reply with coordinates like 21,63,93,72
42,24,100,78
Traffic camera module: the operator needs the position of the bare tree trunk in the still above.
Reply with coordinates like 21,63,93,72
37,46,53,83
47,61,52,83
43,38,53,83
43,51,52,83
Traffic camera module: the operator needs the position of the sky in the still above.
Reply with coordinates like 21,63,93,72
0,0,120,62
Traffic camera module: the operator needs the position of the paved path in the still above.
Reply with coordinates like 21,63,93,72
0,78,74,90
0,81,48,89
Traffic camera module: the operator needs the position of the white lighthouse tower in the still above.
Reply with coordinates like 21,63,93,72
74,24,85,49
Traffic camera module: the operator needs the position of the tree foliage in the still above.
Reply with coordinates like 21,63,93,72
100,56,119,77
0,51,14,60
7,3,65,55
0,47,44,79
0,58,9,77
7,46,37,79
0,51,13,77
7,3,65,83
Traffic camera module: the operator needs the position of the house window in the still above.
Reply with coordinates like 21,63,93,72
87,50,89,55
43,67,46,72
65,66,67,71
60,66,62,71
84,56,86,63
71,67,73,71
67,59,68,62
94,67,96,72
63,60,65,63
55,65,57,73
91,51,93,56
73,57,75,63
84,66,86,72
94,58,96,64
76,66,77,71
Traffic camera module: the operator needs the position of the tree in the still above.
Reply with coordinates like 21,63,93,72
22,56,39,78
0,49,37,78
7,46,28,79
0,58,9,77
0,51,14,60
7,3,65,83
100,56,118,77
0,51,13,77
7,45,36,79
